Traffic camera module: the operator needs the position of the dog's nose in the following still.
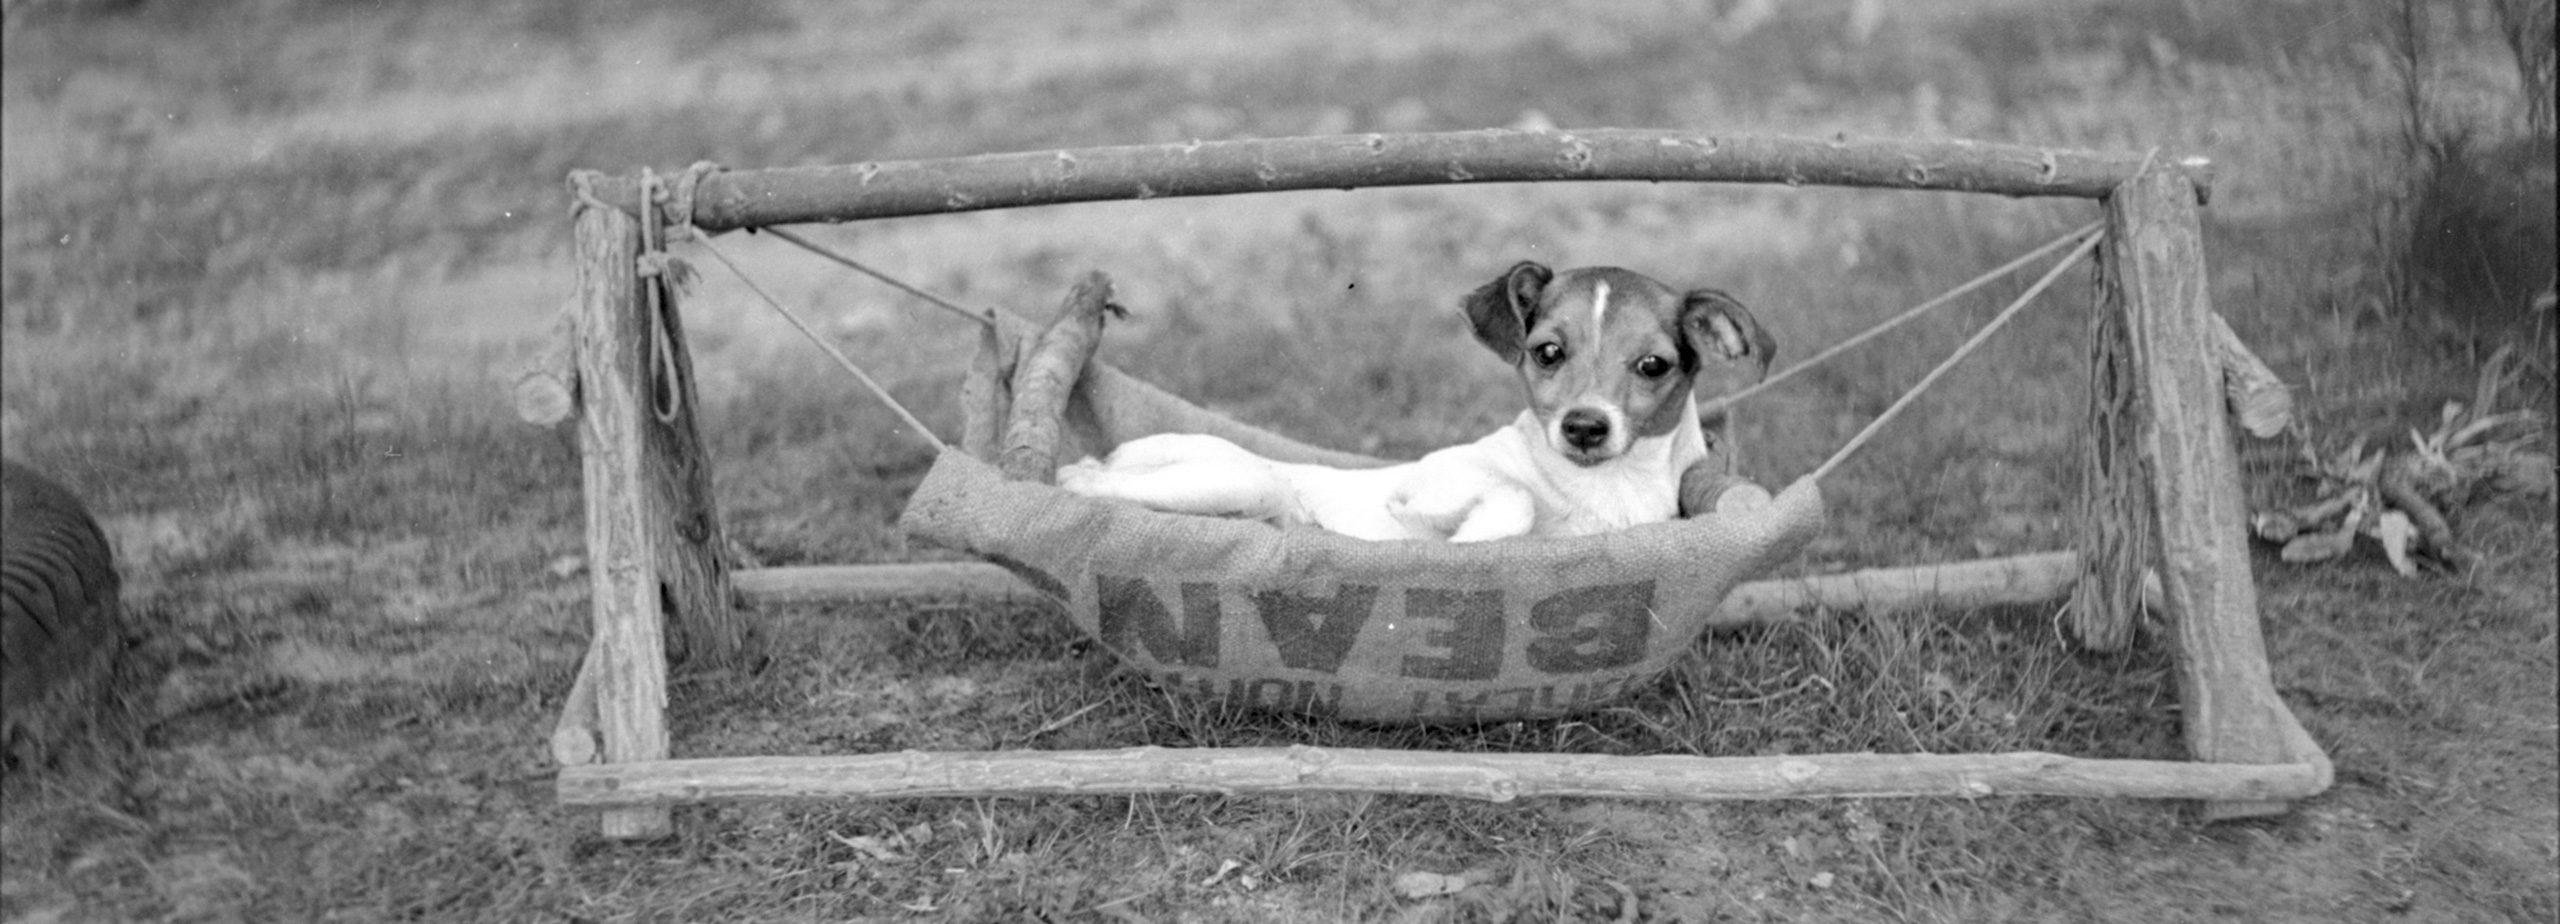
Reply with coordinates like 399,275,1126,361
1560,409,1611,450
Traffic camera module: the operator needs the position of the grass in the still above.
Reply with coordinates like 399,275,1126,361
3,0,2554,921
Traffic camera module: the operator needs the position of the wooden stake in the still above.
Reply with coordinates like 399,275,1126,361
634,235,751,674
2073,237,2153,654
557,746,2325,808
550,643,602,767
2103,169,2331,820
1001,272,1119,483
570,196,675,839
567,184,760,837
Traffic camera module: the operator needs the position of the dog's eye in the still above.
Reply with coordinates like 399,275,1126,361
1530,342,1565,367
1634,355,1674,378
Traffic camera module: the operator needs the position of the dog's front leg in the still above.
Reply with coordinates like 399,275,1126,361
1390,475,1535,543
1444,485,1536,542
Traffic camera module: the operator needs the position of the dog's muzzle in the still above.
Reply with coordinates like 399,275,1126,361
1558,407,1618,463
1560,409,1611,449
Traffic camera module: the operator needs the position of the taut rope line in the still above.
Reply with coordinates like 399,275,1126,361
1701,220,2102,416
1805,229,2105,484
690,227,951,454
760,226,994,330
750,219,2110,473
693,217,2104,487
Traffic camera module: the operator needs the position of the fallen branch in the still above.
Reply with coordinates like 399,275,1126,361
2254,346,2549,575
2209,312,2291,438
2377,459,2463,570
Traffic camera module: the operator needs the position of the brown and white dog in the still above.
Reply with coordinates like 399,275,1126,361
1056,261,1774,541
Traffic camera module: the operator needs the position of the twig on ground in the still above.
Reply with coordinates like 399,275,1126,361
2254,346,2551,575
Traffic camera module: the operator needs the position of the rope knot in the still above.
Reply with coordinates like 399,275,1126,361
665,161,725,241
565,169,613,217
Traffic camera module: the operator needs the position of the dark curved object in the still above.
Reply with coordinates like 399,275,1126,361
2,459,124,767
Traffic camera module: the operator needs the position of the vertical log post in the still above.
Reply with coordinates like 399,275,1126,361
2102,170,2332,820
571,193,673,839
567,173,752,839
630,189,753,674
2072,260,2149,654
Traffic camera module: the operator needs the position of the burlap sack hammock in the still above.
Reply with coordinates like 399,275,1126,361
899,295,1826,725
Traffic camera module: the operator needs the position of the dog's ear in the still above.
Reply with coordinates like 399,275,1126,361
1461,261,1553,363
1681,289,1776,380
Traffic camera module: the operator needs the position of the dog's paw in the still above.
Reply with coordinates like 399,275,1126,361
1711,482,1773,513
1678,464,1761,518
1438,484,1539,543
1053,456,1105,494
1383,497,1449,540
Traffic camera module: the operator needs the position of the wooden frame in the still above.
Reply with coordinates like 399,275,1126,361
547,129,2327,838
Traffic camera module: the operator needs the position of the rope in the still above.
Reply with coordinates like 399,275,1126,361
759,226,994,329
638,168,684,425
565,169,614,216
714,210,2108,487
1806,229,2106,484
665,161,722,242
1703,220,2101,415
690,226,951,454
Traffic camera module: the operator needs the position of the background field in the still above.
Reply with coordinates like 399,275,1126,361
2,1,2553,921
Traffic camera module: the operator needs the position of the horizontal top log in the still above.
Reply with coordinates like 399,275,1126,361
579,130,2210,231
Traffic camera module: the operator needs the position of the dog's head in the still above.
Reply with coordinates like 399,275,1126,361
1461,261,1773,466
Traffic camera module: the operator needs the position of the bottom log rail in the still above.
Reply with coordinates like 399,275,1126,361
557,746,2327,808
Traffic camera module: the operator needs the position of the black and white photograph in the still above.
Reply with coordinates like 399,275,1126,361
2,1,2552,920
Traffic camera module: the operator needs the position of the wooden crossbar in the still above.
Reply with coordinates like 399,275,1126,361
581,130,2212,232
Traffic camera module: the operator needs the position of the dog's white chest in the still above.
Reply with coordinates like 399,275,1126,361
1445,410,1699,538
1535,455,1683,533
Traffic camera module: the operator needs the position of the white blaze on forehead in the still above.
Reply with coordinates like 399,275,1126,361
1589,279,1612,334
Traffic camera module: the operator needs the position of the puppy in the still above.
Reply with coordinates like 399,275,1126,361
1056,261,1773,541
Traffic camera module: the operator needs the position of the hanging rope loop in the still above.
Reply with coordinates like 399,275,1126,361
634,168,686,424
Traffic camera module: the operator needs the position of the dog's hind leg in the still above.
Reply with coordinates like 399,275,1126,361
1084,434,1263,472
1056,434,1297,522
